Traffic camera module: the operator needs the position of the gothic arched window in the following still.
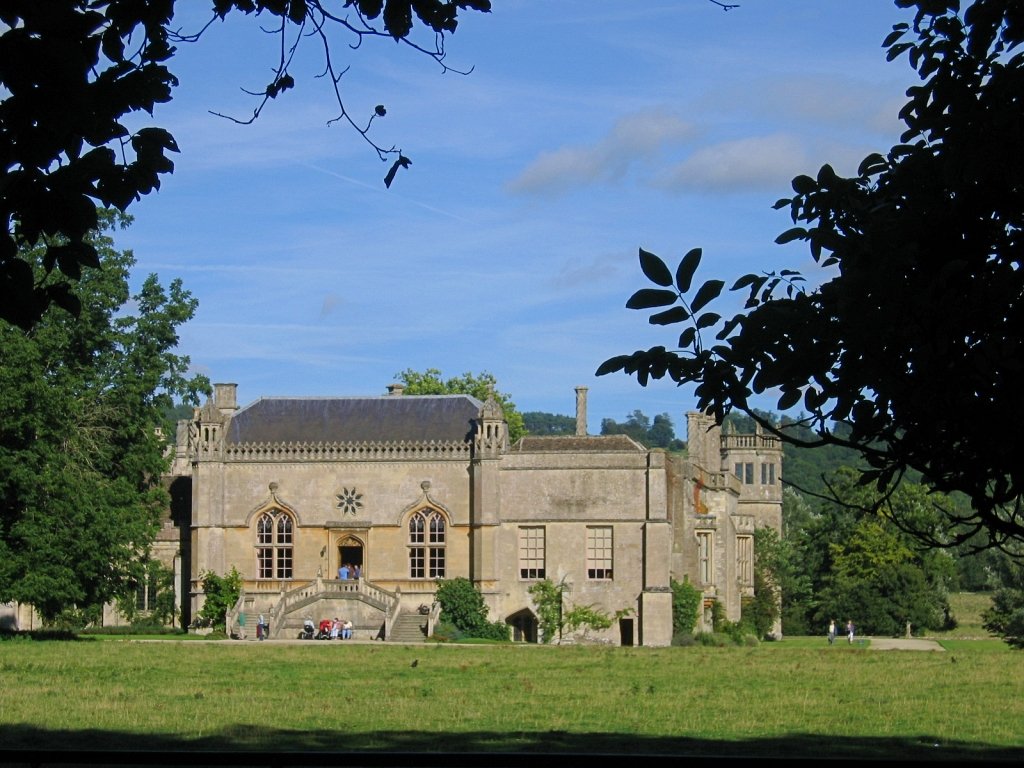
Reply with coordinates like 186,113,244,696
408,508,446,579
256,509,294,579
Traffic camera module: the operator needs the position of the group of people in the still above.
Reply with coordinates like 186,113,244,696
337,563,361,580
317,617,353,640
827,618,855,645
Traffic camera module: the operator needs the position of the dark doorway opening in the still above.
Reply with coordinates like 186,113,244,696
338,538,364,578
507,609,538,643
619,617,634,646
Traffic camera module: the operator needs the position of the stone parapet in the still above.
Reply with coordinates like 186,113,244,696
195,440,473,462
721,432,781,450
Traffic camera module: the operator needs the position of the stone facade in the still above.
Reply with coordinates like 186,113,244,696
153,383,782,646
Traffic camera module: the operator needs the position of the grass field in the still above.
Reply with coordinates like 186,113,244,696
937,591,994,638
1,630,1022,764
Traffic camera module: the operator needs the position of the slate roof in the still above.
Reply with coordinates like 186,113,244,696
224,395,484,444
510,435,646,453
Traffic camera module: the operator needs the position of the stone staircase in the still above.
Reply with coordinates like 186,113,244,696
389,611,428,643
229,577,401,641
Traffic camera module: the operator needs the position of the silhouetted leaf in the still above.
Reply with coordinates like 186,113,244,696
886,41,912,61
626,289,678,310
595,356,628,376
639,248,673,287
384,154,412,188
816,164,838,186
791,175,816,195
715,316,742,340
857,152,887,176
45,283,81,317
804,387,825,412
675,247,702,293
649,306,689,325
730,274,759,291
775,227,807,245
882,24,909,48
384,0,413,38
695,312,720,329
777,388,801,411
690,279,724,313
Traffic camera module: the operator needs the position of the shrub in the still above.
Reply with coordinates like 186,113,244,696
80,623,185,637
983,560,1024,649
197,566,242,631
749,526,782,639
528,578,624,644
696,631,729,647
428,618,464,643
671,631,697,647
115,561,177,627
528,578,566,643
0,629,78,642
47,606,101,632
671,578,701,636
563,604,613,640
710,599,726,633
434,577,509,641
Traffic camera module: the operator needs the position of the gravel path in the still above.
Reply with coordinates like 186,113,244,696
864,637,945,651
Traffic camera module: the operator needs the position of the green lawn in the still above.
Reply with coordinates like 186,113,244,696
1,636,1021,762
936,591,995,638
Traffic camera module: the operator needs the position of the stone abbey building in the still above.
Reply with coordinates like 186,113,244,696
152,382,782,645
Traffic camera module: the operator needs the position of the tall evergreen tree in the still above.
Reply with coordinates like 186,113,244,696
0,211,208,622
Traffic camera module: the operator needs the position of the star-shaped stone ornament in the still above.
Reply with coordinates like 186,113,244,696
336,487,363,516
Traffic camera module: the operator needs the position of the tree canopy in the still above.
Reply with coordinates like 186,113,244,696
522,411,577,437
772,470,956,637
0,211,208,622
394,367,526,443
600,410,684,451
0,0,490,330
598,0,1024,549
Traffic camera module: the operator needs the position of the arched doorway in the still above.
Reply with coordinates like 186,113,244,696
337,535,364,579
507,608,538,643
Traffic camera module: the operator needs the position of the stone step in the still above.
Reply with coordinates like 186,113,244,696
389,613,427,643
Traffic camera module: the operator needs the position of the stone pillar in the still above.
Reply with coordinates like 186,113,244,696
639,589,673,647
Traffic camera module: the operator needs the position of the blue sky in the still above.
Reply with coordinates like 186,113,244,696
118,0,915,434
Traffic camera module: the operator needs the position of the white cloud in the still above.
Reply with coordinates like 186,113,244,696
656,133,812,193
506,109,696,196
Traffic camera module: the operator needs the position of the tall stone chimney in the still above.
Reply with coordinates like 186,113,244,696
686,410,721,471
213,383,238,416
575,386,588,436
